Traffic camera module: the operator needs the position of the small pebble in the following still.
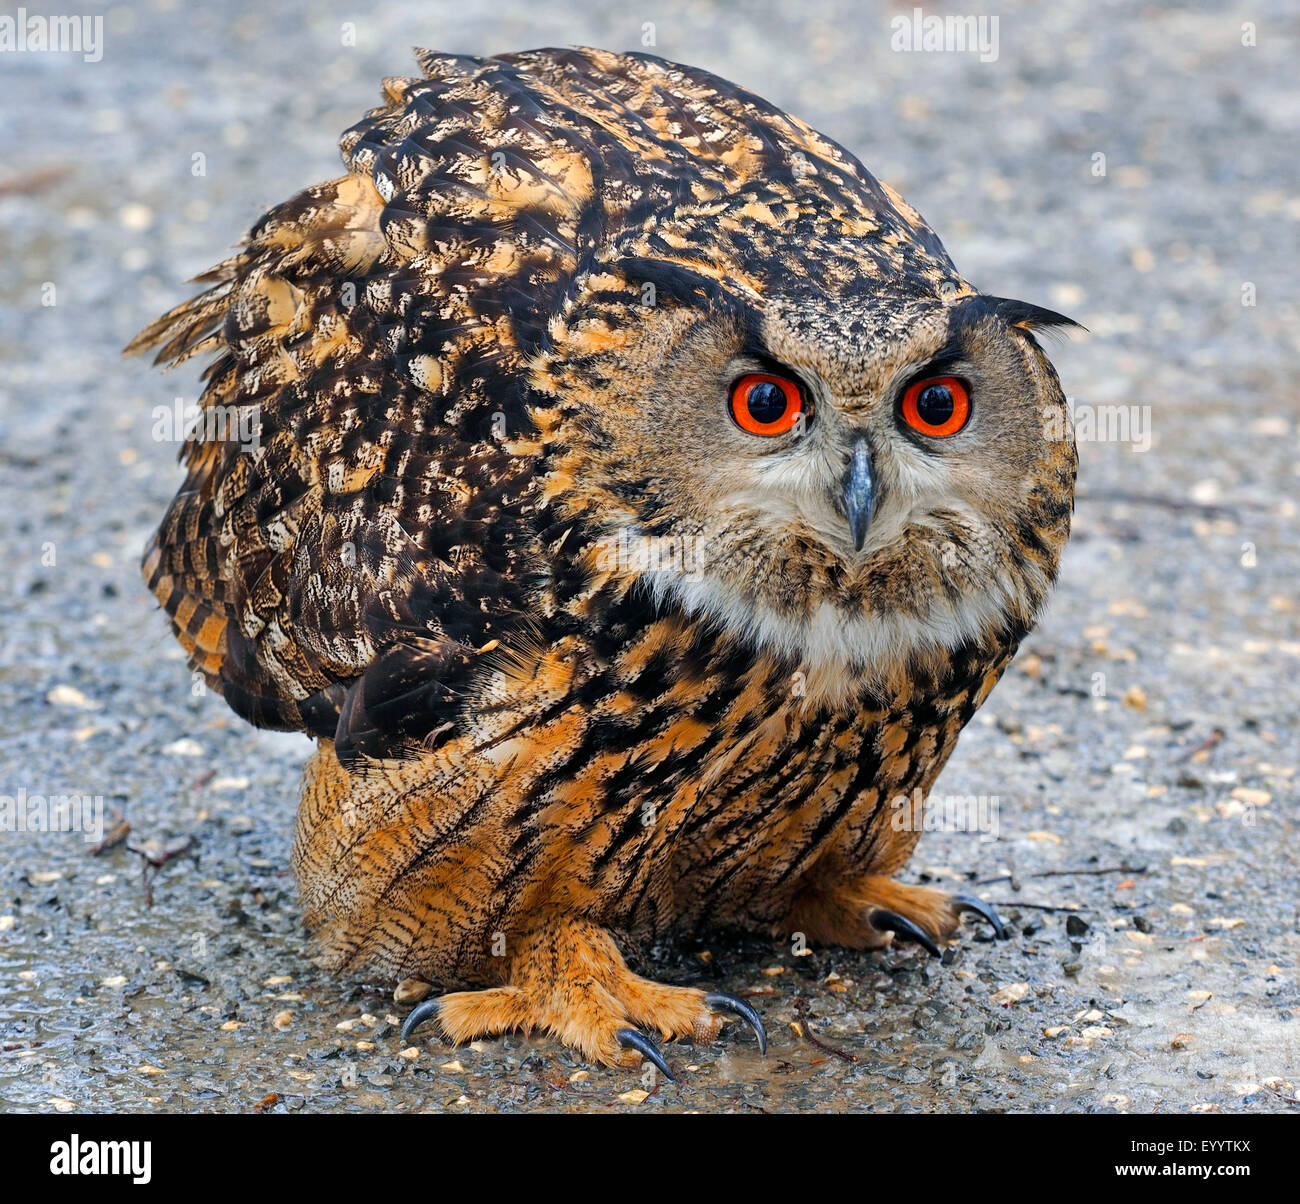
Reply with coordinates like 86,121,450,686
393,977,433,1005
1122,684,1147,709
47,685,98,709
1230,787,1271,806
162,738,204,757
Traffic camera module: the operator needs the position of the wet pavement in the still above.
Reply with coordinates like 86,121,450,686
1,1,1297,1113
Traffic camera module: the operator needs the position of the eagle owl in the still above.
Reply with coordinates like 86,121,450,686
130,47,1076,1077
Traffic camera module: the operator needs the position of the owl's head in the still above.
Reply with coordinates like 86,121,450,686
502,50,1077,695
531,259,1077,694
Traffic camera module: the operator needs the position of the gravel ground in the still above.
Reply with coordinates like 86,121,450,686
1,1,1297,1115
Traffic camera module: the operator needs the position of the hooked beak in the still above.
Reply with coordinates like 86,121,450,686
840,437,875,552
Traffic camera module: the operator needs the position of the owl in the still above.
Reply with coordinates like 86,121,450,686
129,47,1077,1078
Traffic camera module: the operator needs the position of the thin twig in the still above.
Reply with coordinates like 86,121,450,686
126,836,197,908
135,852,154,908
987,900,1082,913
1031,863,1147,880
0,164,68,197
977,864,1141,887
126,835,196,869
794,996,858,1064
1263,1085,1300,1110
1076,490,1267,519
1178,728,1225,763
88,817,130,856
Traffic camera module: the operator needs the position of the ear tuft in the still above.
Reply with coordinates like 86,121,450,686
986,296,1086,334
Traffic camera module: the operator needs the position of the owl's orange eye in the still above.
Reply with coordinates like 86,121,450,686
729,373,805,436
900,377,970,437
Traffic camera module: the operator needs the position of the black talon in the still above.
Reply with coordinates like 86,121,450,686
952,893,1008,940
399,997,444,1046
615,1028,676,1081
705,992,768,1055
869,908,943,958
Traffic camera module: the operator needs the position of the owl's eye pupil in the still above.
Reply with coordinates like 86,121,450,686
745,381,787,425
915,384,955,427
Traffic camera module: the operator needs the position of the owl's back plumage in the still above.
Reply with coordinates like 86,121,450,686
130,48,1075,1072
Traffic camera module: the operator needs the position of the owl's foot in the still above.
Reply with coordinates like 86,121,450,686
786,875,1006,956
398,917,765,1077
